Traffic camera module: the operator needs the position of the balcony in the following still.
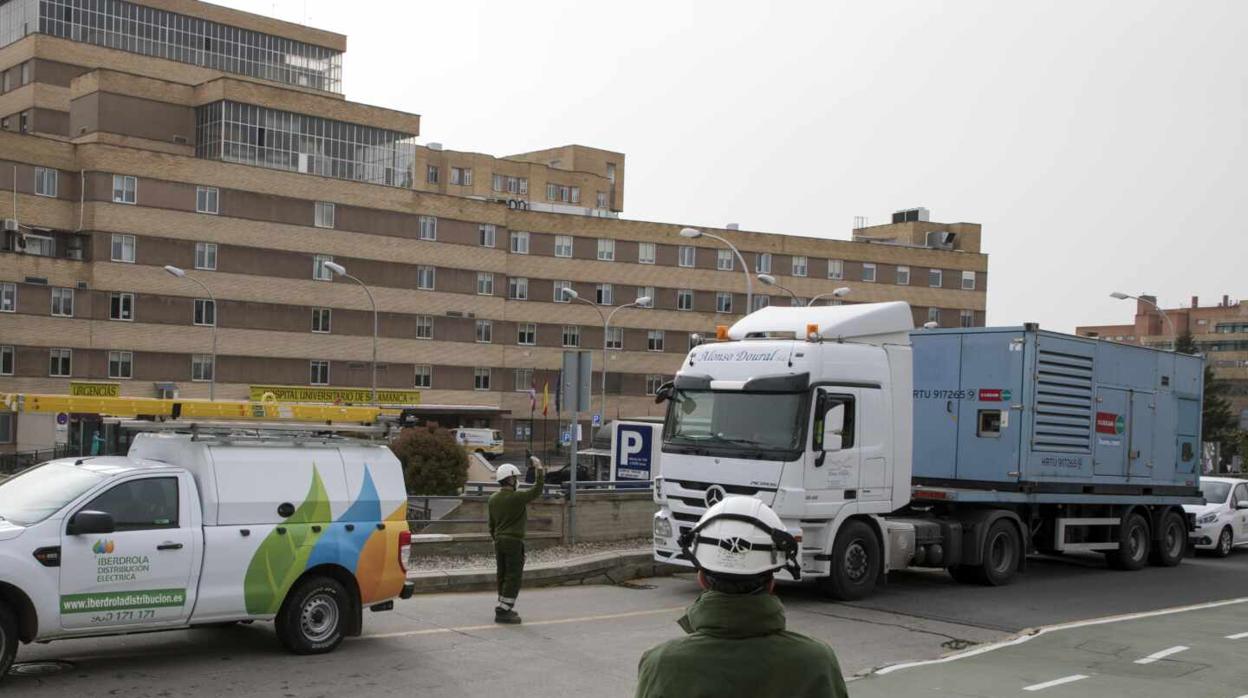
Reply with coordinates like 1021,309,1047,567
1,229,92,262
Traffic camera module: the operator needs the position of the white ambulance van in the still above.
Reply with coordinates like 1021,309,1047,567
0,429,414,679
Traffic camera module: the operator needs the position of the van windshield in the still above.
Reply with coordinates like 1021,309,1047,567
0,462,107,526
664,389,806,459
1201,481,1231,504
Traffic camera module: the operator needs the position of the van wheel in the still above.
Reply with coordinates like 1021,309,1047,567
276,577,349,655
0,602,17,682
949,519,1021,586
1148,511,1187,567
819,520,880,601
1107,513,1150,570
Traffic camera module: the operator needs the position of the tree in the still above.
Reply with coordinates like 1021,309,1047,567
390,424,468,495
1176,330,1240,468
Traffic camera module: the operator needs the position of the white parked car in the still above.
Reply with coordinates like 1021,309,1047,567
1185,476,1248,557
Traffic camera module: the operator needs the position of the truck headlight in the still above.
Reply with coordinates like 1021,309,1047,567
1196,512,1219,526
654,517,673,539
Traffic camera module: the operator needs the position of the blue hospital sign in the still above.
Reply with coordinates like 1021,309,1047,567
614,425,653,482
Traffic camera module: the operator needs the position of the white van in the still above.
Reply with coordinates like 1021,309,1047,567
452,427,505,460
0,430,414,680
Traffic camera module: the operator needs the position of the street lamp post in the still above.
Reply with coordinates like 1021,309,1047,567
808,287,852,306
679,227,753,314
561,287,652,434
756,273,799,305
325,261,379,404
1110,291,1175,350
164,265,217,400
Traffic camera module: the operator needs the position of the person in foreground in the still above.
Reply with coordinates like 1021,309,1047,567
635,496,848,698
488,454,545,624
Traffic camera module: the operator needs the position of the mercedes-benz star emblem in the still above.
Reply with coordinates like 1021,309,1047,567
704,485,726,508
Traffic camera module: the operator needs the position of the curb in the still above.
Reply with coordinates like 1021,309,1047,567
408,548,685,594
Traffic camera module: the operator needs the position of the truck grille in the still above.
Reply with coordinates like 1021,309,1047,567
1033,345,1094,453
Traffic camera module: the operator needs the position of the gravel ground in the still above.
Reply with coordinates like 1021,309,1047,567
409,537,651,572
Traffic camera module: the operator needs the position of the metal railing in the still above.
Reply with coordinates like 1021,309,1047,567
0,444,75,475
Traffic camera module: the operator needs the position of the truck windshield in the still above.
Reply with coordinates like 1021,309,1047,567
665,389,805,458
0,463,107,526
1200,481,1231,504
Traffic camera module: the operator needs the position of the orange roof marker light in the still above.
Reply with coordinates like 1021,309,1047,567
715,325,729,341
806,323,820,341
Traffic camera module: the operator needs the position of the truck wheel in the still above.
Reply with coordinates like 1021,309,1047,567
819,520,881,601
950,519,1021,586
1148,511,1187,567
276,576,350,655
1107,513,1150,570
1212,527,1234,558
0,602,17,682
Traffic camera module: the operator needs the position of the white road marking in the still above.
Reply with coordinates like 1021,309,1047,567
1227,631,1248,640
871,595,1248,676
1023,674,1090,692
1134,645,1189,664
358,605,687,640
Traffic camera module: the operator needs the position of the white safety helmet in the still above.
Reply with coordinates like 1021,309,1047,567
495,463,521,483
679,496,800,579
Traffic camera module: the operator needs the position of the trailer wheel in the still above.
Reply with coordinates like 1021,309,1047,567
1106,513,1150,571
276,576,349,654
949,519,1021,586
819,520,881,601
0,601,17,683
1148,511,1187,567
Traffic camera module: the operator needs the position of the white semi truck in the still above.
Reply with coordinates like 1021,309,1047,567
651,302,1204,599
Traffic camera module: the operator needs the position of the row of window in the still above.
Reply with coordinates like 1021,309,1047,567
0,61,30,93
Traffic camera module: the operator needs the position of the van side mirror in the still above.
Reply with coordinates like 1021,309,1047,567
67,510,116,536
822,404,846,452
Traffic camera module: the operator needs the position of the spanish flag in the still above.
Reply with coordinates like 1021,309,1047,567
541,381,550,417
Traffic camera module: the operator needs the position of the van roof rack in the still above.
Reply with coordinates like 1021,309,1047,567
2,392,385,424
109,419,390,442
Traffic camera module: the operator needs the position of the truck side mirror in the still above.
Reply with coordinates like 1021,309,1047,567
823,404,846,452
67,510,116,536
654,382,674,404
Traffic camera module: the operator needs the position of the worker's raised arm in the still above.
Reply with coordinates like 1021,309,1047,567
523,456,545,503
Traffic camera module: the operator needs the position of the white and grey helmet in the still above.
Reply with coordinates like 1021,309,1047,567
494,463,521,482
679,496,800,579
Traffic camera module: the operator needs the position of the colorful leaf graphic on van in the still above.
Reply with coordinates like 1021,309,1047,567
243,467,330,615
356,500,408,604
305,469,381,573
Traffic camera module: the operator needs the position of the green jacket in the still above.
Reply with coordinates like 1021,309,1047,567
635,591,848,698
488,468,544,540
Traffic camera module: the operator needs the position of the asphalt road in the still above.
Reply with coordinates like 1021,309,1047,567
6,550,1247,697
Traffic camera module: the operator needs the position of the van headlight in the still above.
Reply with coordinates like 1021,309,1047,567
1197,512,1219,526
654,516,673,539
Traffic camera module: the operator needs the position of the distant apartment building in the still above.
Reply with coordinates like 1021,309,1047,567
1077,295,1248,427
0,0,989,453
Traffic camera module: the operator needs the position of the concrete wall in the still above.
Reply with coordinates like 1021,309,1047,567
419,490,654,543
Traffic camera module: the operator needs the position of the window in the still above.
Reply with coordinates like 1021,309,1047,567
0,345,13,375
108,351,133,379
716,292,733,314
570,187,580,204
606,326,623,350
493,175,528,194
597,191,608,208
414,364,432,388
678,246,696,268
476,320,493,343
311,307,331,333
191,354,214,381
510,231,529,254
110,292,134,321
597,239,615,261
474,368,492,391
313,254,334,281
554,281,573,302
514,368,533,392
640,287,655,307
862,263,876,283
451,167,472,186
419,215,437,241
755,253,771,274
192,242,218,270
110,234,136,263
929,269,943,288
638,242,656,265
546,183,557,200
508,277,528,300
196,186,219,214
426,165,439,184
20,62,29,85
813,394,856,451
417,265,436,290
415,315,433,339
607,163,617,183
477,272,494,296
960,309,974,328
309,360,330,385
50,287,73,317
562,325,581,347
517,322,536,345
716,249,734,271
828,259,843,280
896,266,910,285
35,167,57,197
677,289,694,311
314,201,335,229
84,478,178,531
645,375,665,396
647,329,665,352
555,235,574,258
112,175,137,204
0,283,14,312
962,271,976,290
928,307,941,324
752,295,770,312
792,256,808,277
597,283,613,305
22,233,53,257
546,183,577,202
479,224,496,248
49,348,72,376
18,111,28,134
193,299,216,326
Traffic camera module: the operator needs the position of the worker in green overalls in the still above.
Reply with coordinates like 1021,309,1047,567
488,455,545,624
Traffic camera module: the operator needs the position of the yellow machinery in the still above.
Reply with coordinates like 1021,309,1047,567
1,392,383,424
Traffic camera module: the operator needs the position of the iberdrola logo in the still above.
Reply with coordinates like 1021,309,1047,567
92,539,115,555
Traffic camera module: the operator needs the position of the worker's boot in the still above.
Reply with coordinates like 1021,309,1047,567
494,607,522,624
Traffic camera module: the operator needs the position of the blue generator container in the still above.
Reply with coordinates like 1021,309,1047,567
911,325,1203,495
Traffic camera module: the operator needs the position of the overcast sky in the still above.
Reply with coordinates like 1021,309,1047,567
224,0,1245,332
